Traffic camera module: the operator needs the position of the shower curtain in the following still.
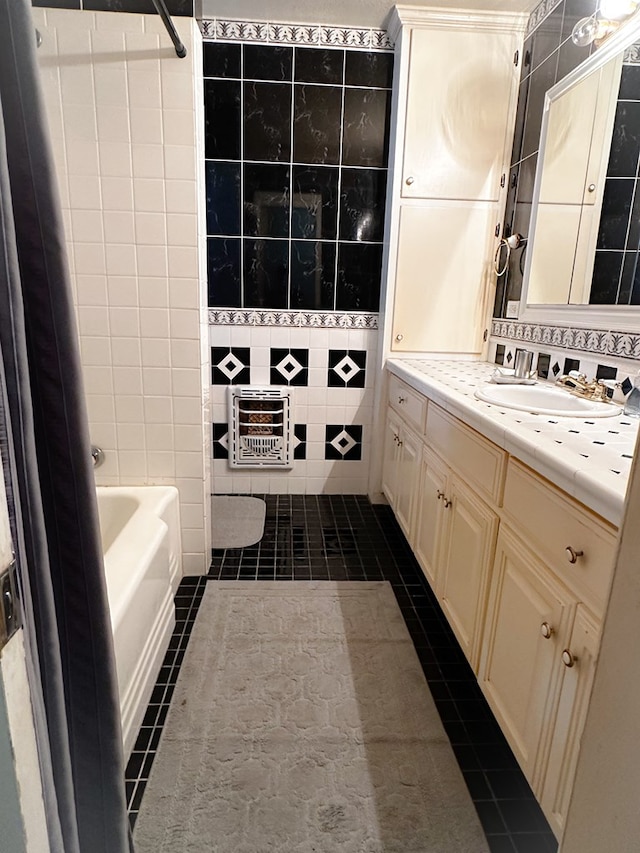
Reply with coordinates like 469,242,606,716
0,1,129,851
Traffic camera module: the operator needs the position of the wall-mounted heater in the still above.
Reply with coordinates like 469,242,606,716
228,386,293,469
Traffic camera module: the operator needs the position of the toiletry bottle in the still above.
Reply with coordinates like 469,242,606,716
623,371,640,418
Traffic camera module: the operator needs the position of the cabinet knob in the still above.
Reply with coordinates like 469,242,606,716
562,649,576,668
393,433,399,445
397,439,403,447
565,546,584,564
444,498,452,509
395,333,404,342
437,490,445,500
398,396,405,404
405,176,415,186
540,621,554,639
587,183,596,193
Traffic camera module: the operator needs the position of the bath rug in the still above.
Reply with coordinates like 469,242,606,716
134,581,489,852
210,495,266,549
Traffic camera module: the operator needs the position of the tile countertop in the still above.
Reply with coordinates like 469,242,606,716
386,358,640,527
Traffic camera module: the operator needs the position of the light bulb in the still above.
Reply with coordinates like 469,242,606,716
572,14,600,45
571,13,621,45
599,0,638,20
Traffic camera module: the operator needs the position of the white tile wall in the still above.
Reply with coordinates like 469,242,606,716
34,8,211,575
210,324,379,494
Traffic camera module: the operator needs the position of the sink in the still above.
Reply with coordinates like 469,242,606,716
474,384,622,418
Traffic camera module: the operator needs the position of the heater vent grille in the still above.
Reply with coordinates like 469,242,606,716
228,386,293,468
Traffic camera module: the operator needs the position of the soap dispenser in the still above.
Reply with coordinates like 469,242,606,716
624,372,640,418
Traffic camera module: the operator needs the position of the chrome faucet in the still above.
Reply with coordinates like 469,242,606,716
555,371,612,402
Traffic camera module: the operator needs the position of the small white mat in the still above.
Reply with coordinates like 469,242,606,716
211,496,266,549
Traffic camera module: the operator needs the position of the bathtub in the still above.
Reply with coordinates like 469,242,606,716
97,486,182,758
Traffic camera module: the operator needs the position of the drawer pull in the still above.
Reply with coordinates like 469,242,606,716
540,622,554,639
444,498,452,509
562,649,576,668
397,439,403,447
405,176,415,185
398,396,405,404
565,546,584,564
437,490,445,500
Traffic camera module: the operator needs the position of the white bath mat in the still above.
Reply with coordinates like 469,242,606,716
210,495,266,549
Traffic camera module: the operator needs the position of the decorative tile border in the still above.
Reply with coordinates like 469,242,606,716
492,319,640,359
209,309,379,329
525,0,563,36
624,44,640,64
199,19,394,51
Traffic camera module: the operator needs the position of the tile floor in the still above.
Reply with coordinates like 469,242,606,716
125,494,558,853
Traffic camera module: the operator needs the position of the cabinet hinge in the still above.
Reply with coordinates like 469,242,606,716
495,223,501,238
513,49,519,66
483,329,488,342
0,560,20,651
500,173,506,189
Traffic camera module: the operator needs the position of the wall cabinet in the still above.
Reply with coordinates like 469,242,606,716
383,371,617,839
402,27,517,203
383,9,523,355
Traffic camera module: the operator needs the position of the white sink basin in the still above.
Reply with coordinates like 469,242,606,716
474,384,622,418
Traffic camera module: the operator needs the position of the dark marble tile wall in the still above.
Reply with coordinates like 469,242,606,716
593,63,640,305
204,42,393,312
32,0,193,13
494,0,598,317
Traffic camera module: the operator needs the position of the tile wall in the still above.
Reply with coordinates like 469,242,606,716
205,29,393,495
203,41,393,312
593,58,640,305
34,8,212,574
33,0,194,15
210,322,378,494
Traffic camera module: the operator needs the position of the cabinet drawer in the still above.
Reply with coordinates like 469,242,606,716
425,403,506,506
503,460,617,613
388,375,426,434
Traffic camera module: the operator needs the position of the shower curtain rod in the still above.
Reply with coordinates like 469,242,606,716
150,0,187,58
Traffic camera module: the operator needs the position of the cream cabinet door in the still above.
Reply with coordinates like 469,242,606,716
479,526,574,783
395,424,421,541
382,410,401,508
437,476,498,670
540,605,600,838
414,447,449,589
391,202,496,353
402,27,518,202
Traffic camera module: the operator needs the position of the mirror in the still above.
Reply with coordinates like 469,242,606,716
521,12,640,331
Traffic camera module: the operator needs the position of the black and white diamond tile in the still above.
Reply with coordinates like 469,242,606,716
212,423,229,459
212,347,250,385
294,424,307,460
270,348,309,386
325,425,363,461
328,349,367,388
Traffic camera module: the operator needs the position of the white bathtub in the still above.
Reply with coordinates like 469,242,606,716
97,486,182,758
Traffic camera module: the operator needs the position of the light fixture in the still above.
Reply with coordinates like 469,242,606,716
571,0,639,46
571,14,619,46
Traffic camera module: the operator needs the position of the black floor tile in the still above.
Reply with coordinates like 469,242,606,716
127,494,556,851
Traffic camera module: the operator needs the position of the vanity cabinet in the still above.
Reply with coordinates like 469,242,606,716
384,9,523,355
435,474,499,669
479,525,575,782
382,370,618,839
540,605,600,837
382,376,426,539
